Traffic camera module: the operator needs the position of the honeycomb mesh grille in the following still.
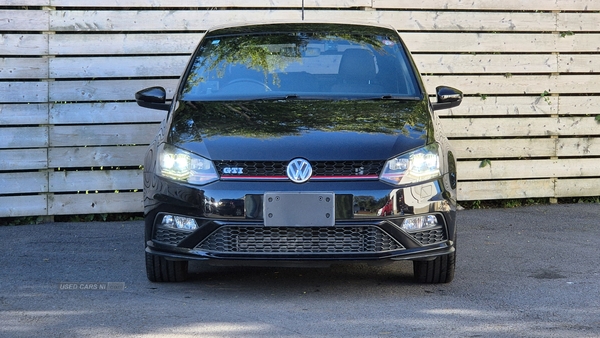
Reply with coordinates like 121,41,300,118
410,228,447,245
196,226,403,253
154,227,190,246
214,160,384,177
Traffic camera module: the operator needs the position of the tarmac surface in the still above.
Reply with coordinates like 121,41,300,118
1,203,599,337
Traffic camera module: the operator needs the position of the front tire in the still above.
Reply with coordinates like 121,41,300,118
413,251,455,284
145,251,188,282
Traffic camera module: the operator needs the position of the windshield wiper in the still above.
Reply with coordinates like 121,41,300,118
249,94,300,101
246,94,421,102
365,95,421,101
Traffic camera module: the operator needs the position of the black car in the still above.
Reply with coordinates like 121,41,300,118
136,22,462,283
216,198,244,216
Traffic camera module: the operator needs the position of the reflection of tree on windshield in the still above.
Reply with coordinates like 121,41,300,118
168,100,431,144
181,31,389,96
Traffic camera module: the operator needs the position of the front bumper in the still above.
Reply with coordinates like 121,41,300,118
144,174,457,264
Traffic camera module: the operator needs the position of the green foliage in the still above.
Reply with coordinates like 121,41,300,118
559,196,600,204
1,213,143,226
540,90,552,105
55,213,143,223
0,216,46,226
502,199,522,208
595,115,600,123
477,93,488,100
461,197,600,210
479,159,492,168
560,31,574,38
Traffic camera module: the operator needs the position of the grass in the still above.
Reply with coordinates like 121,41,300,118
460,197,600,210
0,213,143,226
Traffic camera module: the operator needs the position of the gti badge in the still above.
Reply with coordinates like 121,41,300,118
223,167,243,174
287,158,312,183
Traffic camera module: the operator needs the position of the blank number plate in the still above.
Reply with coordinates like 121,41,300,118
263,192,335,227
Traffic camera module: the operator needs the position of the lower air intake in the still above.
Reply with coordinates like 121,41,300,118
196,226,403,254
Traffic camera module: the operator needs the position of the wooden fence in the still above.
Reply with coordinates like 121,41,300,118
1,0,600,217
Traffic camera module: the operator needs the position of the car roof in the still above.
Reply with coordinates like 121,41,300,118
203,21,399,37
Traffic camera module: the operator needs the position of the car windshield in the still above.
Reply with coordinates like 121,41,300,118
180,28,422,101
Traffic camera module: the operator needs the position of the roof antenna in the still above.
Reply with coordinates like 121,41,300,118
302,0,305,21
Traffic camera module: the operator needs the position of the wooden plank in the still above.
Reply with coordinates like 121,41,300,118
403,33,600,53
415,54,558,74
558,55,600,73
556,137,600,157
423,75,599,95
48,146,147,168
373,0,600,11
0,172,48,195
0,149,48,171
49,79,176,102
49,124,158,147
47,31,600,56
450,139,557,159
0,34,48,56
47,31,591,57
558,13,600,32
49,10,563,32
458,158,600,180
435,96,557,117
48,192,143,215
559,96,600,115
49,33,203,55
556,178,600,198
51,0,373,8
0,104,48,125
0,127,48,149
0,82,48,103
49,10,298,32
50,102,166,124
308,10,558,32
49,55,188,78
443,116,600,138
0,195,47,218
457,179,555,201
0,58,48,79
49,169,142,192
3,0,49,5
452,138,598,158
62,31,589,57
0,10,49,32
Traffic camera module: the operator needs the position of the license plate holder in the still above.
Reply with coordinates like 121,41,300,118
263,192,335,227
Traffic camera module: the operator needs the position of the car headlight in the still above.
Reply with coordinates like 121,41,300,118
157,143,218,185
380,143,441,186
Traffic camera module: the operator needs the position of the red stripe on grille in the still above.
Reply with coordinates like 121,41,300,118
220,175,378,180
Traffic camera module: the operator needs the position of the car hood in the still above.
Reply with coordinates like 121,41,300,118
167,100,432,161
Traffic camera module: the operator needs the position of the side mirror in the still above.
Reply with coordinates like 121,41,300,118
432,86,462,111
135,87,170,111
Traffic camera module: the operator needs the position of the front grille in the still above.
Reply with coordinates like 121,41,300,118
410,228,447,245
196,226,404,254
154,227,189,246
214,160,384,177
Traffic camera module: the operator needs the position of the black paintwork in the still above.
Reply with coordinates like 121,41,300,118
137,22,460,266
168,100,432,161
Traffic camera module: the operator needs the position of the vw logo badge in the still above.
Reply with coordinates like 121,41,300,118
286,158,312,183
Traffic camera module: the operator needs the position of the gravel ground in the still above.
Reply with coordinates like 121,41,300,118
1,203,599,337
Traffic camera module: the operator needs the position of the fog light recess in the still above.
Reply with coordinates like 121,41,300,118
402,215,438,231
161,215,199,231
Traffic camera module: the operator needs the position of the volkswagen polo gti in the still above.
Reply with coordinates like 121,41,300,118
135,22,463,283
